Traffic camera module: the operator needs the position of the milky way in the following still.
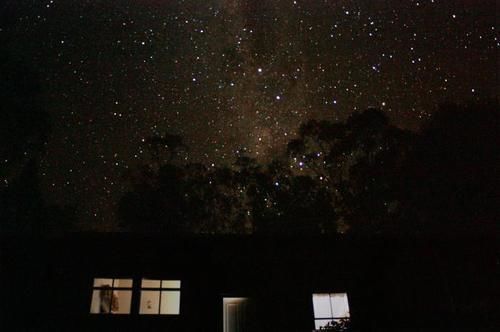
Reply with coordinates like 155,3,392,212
1,0,497,227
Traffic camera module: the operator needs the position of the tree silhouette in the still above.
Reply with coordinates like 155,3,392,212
0,54,78,233
0,160,78,233
0,53,50,182
0,160,44,232
118,102,498,235
118,163,187,232
400,101,499,233
288,108,414,233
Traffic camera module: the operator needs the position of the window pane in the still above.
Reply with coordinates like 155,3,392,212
93,278,113,287
160,291,180,315
312,294,332,318
330,293,350,318
90,290,108,313
114,290,132,314
141,278,161,288
114,279,133,288
91,288,121,313
140,290,160,314
315,319,333,330
162,280,181,289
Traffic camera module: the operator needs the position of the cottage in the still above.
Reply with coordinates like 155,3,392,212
0,234,496,331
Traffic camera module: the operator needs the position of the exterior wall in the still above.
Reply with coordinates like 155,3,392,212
1,234,497,331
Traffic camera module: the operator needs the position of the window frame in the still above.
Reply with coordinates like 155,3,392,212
312,292,351,329
90,278,134,315
139,278,182,315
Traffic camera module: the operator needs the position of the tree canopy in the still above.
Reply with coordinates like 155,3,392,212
118,102,498,235
0,55,77,234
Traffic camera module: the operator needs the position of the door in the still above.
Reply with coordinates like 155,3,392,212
223,297,248,332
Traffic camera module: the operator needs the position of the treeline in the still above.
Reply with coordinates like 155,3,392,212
1,54,497,235
118,102,498,235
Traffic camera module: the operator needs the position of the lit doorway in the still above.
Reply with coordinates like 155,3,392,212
223,297,248,332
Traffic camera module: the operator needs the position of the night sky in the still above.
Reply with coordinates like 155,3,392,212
1,0,497,228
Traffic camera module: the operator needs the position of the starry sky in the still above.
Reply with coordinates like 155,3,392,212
1,0,497,228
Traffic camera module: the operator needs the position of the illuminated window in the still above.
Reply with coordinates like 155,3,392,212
139,279,181,315
90,278,133,314
312,293,350,330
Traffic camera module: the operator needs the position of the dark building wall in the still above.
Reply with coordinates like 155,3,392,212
1,234,498,331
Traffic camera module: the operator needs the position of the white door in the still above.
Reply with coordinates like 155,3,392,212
223,297,248,332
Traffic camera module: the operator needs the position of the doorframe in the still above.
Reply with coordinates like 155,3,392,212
222,296,249,332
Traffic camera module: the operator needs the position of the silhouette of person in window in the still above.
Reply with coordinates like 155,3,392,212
100,285,119,313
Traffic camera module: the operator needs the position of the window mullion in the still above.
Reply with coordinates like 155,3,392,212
329,293,334,321
158,287,162,314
